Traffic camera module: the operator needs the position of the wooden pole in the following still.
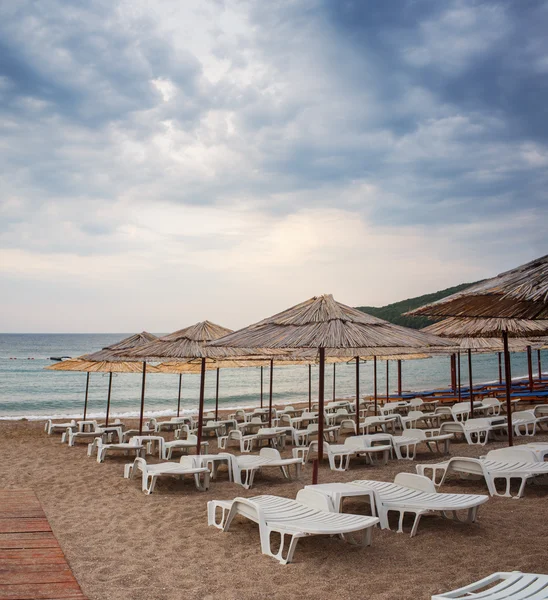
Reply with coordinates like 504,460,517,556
268,359,273,427
397,359,402,395
355,357,360,432
313,347,325,485
138,362,147,435
498,352,503,384
450,354,456,392
260,366,263,408
177,374,182,417
467,349,474,416
308,364,312,411
457,352,461,402
196,358,206,455
215,368,220,419
83,372,90,420
332,363,336,401
373,356,378,416
105,371,113,426
527,346,533,392
539,350,543,382
502,331,513,446
386,360,389,403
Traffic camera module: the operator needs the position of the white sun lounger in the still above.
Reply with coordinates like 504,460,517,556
232,448,303,489
350,473,488,537
162,435,209,459
207,489,379,564
87,437,145,463
124,456,210,494
432,571,548,599
61,424,117,446
391,429,453,459
512,410,538,436
438,418,506,446
417,447,548,498
45,419,76,435
519,443,548,461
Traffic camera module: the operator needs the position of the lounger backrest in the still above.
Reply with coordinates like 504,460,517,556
486,447,538,462
259,447,281,460
534,405,548,416
452,402,470,412
278,414,291,426
482,397,500,407
408,398,424,407
306,423,319,432
434,406,451,415
336,408,349,415
187,434,198,444
401,428,426,441
284,406,295,412
344,436,366,449
295,489,335,513
407,411,423,419
302,412,315,419
513,410,536,422
179,455,198,468
394,473,436,493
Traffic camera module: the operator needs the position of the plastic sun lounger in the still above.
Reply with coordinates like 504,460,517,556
431,571,548,599
45,419,76,434
207,489,379,564
438,418,506,446
350,473,488,537
87,438,145,463
520,443,548,461
232,448,303,489
124,456,210,494
417,447,548,498
391,429,453,459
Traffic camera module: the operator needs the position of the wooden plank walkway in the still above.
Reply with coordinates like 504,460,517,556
0,490,88,600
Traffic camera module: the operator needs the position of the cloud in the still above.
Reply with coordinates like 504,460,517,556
0,0,546,332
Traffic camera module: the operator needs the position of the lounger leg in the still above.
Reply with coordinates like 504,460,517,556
145,474,157,494
409,512,422,537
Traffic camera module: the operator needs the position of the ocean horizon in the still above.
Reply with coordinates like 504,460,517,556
0,333,545,421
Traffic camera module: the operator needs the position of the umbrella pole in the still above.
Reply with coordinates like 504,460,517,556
138,362,147,435
467,349,474,416
105,371,113,426
260,366,263,408
397,359,402,396
498,352,503,384
196,358,206,456
177,374,182,418
268,359,273,427
215,368,220,420
83,372,90,420
386,360,389,403
539,350,543,382
450,354,456,392
313,347,325,485
332,363,336,401
373,356,378,416
502,331,513,447
355,357,360,432
527,346,533,392
308,364,312,411
457,352,461,402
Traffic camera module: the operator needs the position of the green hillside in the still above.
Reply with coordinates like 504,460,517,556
356,281,481,329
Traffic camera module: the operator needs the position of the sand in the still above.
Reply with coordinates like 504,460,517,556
1,417,547,600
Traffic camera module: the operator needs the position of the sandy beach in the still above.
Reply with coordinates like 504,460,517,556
1,416,547,600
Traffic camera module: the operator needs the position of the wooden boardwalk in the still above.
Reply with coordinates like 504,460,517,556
0,489,88,600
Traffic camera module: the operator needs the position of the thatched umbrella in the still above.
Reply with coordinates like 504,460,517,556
208,294,451,482
46,359,159,423
411,254,548,320
416,311,548,444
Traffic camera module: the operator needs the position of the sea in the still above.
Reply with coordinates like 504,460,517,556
0,334,546,421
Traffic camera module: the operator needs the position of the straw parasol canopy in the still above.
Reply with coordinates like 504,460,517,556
80,332,157,362
421,317,548,339
208,294,452,482
409,254,548,320
46,359,159,373
207,295,452,355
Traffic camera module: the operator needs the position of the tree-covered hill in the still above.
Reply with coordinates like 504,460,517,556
356,281,481,329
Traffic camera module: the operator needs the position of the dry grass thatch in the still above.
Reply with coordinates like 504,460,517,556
45,360,158,373
421,317,548,338
80,332,157,362
409,254,548,319
114,321,253,361
207,294,452,353
455,337,546,352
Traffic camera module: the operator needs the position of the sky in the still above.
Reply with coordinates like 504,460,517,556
0,0,547,333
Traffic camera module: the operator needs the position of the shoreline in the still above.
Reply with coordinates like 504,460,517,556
1,371,545,421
